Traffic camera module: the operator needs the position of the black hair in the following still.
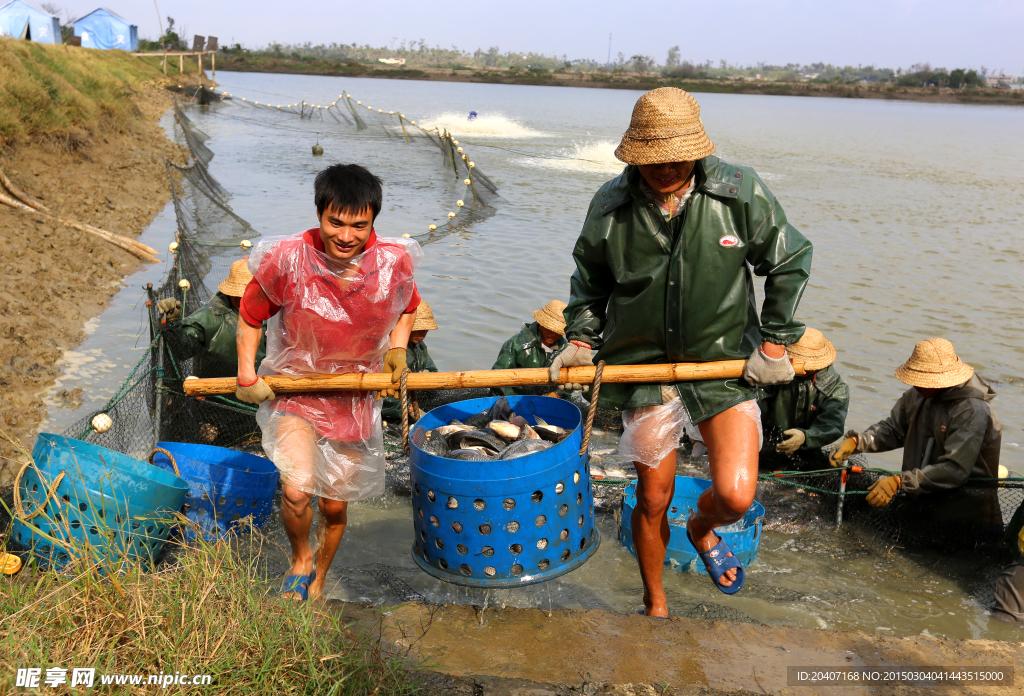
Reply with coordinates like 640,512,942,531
314,163,383,220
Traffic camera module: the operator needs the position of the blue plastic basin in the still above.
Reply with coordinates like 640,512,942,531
620,475,765,574
410,395,600,587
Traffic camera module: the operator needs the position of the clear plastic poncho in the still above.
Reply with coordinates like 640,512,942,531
249,230,423,501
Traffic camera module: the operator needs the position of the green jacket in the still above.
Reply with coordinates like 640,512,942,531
1006,501,1024,565
564,158,813,419
491,322,567,397
163,292,266,379
758,365,850,450
381,341,438,422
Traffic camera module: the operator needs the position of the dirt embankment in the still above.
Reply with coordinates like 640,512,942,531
211,55,1024,106
0,41,190,483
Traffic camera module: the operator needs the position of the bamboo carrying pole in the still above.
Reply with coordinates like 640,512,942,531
183,359,806,397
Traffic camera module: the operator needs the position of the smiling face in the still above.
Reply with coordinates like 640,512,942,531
409,330,429,345
318,205,374,260
637,161,696,194
538,326,562,347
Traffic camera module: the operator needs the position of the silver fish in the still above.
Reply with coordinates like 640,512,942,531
499,439,553,460
488,397,512,421
464,410,492,428
448,429,507,452
534,420,571,443
487,420,521,442
428,423,472,438
450,448,493,461
511,415,540,441
412,428,450,457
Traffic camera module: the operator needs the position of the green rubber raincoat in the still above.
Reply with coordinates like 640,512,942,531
381,341,438,422
564,157,813,421
491,322,567,397
163,292,266,379
758,365,850,450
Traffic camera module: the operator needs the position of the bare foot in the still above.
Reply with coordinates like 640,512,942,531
687,522,738,588
641,590,669,618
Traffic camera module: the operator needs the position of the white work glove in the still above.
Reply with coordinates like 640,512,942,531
776,428,806,455
548,341,593,392
235,377,275,405
742,347,795,386
157,298,182,322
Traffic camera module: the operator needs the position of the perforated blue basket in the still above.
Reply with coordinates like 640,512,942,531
10,434,189,571
409,395,600,588
620,475,765,574
151,442,279,540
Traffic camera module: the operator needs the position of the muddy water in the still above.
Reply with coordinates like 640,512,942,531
38,74,1024,640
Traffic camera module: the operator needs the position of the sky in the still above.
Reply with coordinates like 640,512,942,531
54,0,1024,73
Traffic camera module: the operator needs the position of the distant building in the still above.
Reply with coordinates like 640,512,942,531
0,0,60,44
377,57,406,65
986,74,1014,87
73,8,137,51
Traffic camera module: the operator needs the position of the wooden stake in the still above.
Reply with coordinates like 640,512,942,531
184,359,806,397
179,54,183,74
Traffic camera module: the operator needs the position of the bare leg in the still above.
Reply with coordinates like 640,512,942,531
631,449,678,617
687,405,759,589
308,497,348,600
280,483,315,599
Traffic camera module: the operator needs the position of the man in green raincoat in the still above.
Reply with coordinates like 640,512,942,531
554,88,813,611
491,300,568,397
993,500,1024,626
758,327,849,468
381,301,439,423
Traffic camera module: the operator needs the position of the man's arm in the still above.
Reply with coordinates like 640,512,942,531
389,312,415,353
236,317,264,386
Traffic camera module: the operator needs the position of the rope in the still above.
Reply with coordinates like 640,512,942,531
149,448,182,477
12,461,66,522
580,360,605,456
400,369,411,456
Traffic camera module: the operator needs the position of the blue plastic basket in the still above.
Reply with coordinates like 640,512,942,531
410,395,600,588
620,475,765,574
151,442,279,540
10,434,189,571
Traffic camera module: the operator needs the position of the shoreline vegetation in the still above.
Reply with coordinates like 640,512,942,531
200,54,1024,106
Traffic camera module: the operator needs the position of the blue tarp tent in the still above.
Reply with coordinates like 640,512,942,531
0,0,61,44
74,7,137,51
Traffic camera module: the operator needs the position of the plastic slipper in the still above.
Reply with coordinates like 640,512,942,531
636,609,668,619
280,569,316,601
686,530,745,595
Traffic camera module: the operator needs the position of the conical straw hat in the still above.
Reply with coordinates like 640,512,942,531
533,300,567,336
894,338,975,389
615,88,716,165
412,300,438,331
786,327,837,371
218,258,253,297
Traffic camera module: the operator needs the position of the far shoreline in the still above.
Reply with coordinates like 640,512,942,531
199,56,1024,107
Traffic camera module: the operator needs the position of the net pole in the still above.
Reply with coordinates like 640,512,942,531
836,467,847,527
153,333,165,450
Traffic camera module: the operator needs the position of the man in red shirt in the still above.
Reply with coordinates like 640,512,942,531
235,164,423,601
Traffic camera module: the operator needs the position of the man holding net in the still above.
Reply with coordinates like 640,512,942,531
234,164,423,601
553,88,812,613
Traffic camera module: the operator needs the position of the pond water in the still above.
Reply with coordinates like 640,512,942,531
39,72,1024,641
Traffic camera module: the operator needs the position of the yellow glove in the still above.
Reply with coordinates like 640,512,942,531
866,474,902,507
378,348,408,400
235,377,275,405
157,297,182,322
1017,523,1024,560
776,428,806,455
829,436,858,468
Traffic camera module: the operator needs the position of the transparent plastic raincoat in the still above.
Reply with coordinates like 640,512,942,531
245,229,423,500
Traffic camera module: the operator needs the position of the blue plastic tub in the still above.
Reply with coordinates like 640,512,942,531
620,476,765,574
410,395,599,588
151,442,279,540
11,434,189,570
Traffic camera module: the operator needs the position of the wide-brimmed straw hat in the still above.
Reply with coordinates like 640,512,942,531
218,259,253,297
615,88,716,165
533,300,567,336
786,327,837,371
894,338,974,389
412,301,438,331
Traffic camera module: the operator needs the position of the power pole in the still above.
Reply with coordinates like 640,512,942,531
153,0,166,72
607,33,612,69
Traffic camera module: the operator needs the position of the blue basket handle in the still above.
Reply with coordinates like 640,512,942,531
149,448,181,477
12,460,66,522
753,515,766,540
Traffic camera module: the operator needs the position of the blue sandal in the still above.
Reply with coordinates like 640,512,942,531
280,569,316,601
687,530,745,595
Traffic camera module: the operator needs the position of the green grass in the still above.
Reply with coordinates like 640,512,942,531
0,38,169,144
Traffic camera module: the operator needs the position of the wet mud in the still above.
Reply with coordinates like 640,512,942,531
0,85,189,482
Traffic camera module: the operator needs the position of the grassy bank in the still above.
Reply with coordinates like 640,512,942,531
211,53,1024,106
0,39,171,145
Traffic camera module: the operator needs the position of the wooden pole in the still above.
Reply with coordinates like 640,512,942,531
198,52,203,78
184,359,806,397
179,54,183,74
211,51,215,81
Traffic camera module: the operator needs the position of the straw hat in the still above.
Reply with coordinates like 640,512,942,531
533,300,567,336
786,327,837,371
894,338,975,389
217,259,253,297
614,88,716,165
412,300,438,331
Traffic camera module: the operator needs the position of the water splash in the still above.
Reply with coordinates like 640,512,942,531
420,112,544,138
521,140,624,175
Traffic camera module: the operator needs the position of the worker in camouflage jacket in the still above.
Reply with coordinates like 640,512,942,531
832,338,1002,528
490,300,568,397
381,301,439,424
758,327,849,468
